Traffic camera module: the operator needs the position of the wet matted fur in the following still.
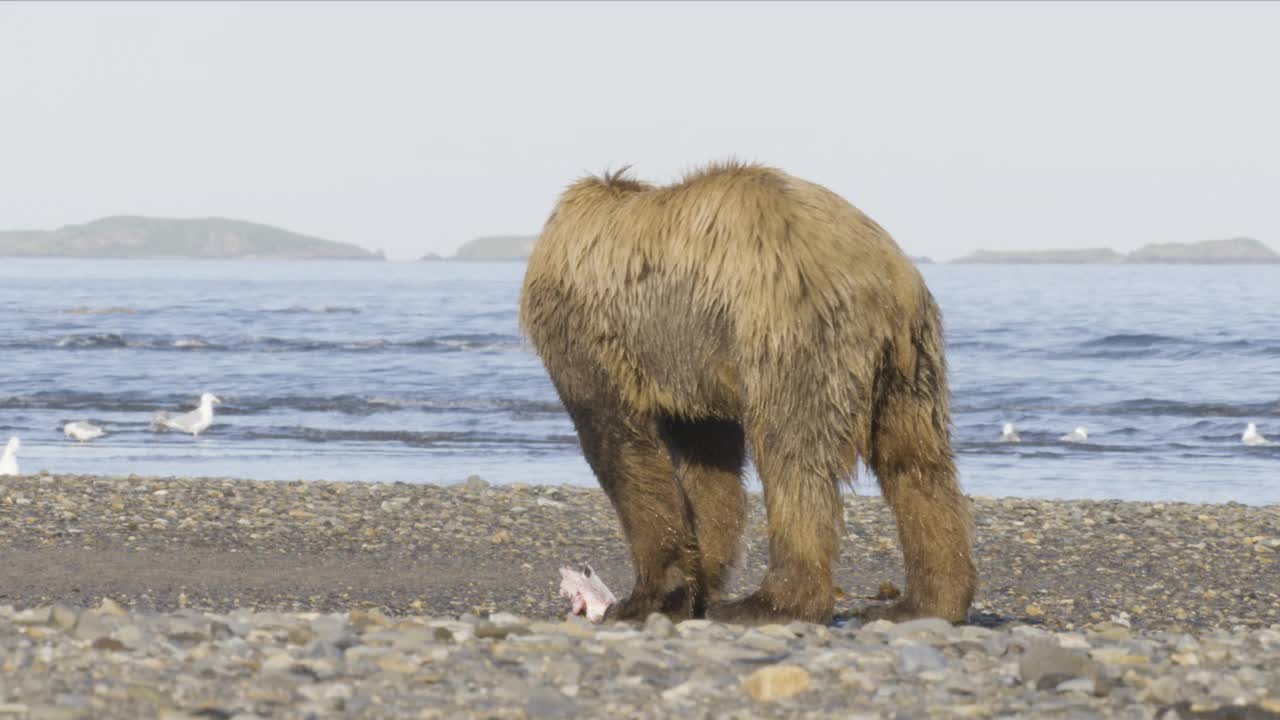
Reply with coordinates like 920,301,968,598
519,161,976,624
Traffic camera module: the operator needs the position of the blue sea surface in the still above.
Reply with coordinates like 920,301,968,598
1,259,1277,504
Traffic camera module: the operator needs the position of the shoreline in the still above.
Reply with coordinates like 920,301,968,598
2,473,1278,718
1,473,1276,629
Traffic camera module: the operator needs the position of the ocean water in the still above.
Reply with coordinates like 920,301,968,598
1,259,1277,504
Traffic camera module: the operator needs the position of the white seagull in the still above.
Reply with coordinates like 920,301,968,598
0,437,19,476
1060,426,1089,444
152,393,222,436
64,421,106,442
1242,423,1270,446
999,422,1021,443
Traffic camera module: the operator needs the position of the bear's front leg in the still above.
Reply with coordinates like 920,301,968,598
560,399,704,622
604,561,699,622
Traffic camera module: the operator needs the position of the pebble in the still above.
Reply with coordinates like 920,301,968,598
898,643,948,673
1019,639,1104,695
887,616,954,642
742,664,811,702
0,475,1278,717
644,612,676,638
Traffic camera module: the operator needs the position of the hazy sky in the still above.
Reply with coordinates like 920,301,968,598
2,2,1277,261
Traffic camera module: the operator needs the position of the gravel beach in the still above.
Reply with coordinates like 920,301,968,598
2,473,1278,718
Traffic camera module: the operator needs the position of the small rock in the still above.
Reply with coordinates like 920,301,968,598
743,665,811,702
756,624,798,640
379,497,409,512
463,475,489,492
740,630,790,654
259,653,295,674
861,619,896,634
1056,677,1097,694
13,607,52,626
983,633,1010,657
875,581,902,600
375,652,418,674
348,608,391,630
91,637,127,652
1092,624,1132,642
1055,632,1091,650
675,619,713,637
1141,676,1183,705
96,598,128,616
490,529,514,544
1019,639,1104,696
475,621,529,640
1090,648,1150,665
887,617,954,642
838,669,876,692
945,705,993,718
898,643,947,673
526,686,577,718
644,613,676,638
71,612,113,642
488,612,527,626
49,605,78,631
1208,676,1245,703
309,615,353,644
114,624,145,649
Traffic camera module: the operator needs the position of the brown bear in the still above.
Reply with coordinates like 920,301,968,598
519,161,976,625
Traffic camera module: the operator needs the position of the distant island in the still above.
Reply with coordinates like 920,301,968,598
423,235,537,262
1124,237,1278,263
953,238,1277,265
426,236,934,263
953,248,1124,264
0,216,382,260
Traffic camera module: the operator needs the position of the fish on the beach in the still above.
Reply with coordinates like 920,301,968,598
999,422,1021,443
1243,423,1269,446
1060,426,1089,444
558,565,616,623
152,393,221,437
63,421,106,442
0,437,19,476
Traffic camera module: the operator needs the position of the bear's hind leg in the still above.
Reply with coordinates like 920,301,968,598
707,420,846,626
659,417,747,616
865,382,976,624
562,399,700,621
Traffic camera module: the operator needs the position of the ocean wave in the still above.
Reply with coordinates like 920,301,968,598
1072,333,1262,359
27,333,524,354
0,392,167,413
241,426,577,447
0,392,565,417
55,333,128,349
229,394,564,416
1081,333,1180,348
265,305,361,315
172,338,221,349
63,306,137,316
1093,398,1280,418
960,392,1280,417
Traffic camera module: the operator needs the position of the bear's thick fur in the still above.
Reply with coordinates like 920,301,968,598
520,162,976,624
